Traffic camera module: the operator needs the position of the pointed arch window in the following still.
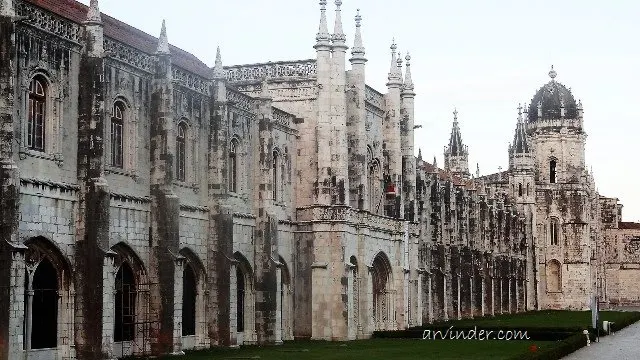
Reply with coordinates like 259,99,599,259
176,122,187,182
111,102,125,168
115,262,136,342
182,263,196,336
28,76,47,152
229,139,238,193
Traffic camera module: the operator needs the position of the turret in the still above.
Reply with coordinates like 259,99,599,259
401,52,416,221
444,108,470,179
508,104,535,204
84,0,103,58
383,39,403,217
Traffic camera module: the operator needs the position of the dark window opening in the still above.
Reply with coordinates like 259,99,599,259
236,267,245,332
550,159,557,184
28,77,46,152
115,262,136,342
518,183,523,197
28,258,58,349
550,220,559,245
111,102,125,168
182,263,196,336
176,123,187,182
229,140,237,192
273,151,279,201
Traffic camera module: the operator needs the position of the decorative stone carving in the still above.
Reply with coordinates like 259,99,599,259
172,67,210,95
365,85,384,109
104,38,155,73
226,88,255,114
272,107,294,128
225,60,317,83
16,2,80,43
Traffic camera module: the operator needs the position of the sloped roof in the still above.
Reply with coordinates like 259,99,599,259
24,0,212,78
619,222,640,230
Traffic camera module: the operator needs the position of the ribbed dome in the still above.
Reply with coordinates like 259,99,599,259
528,66,577,122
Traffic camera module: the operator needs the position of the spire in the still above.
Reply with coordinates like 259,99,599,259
402,52,414,93
332,0,347,48
85,0,101,24
350,9,366,63
315,0,331,49
387,39,402,86
156,20,170,55
476,163,480,178
433,155,438,169
446,108,466,156
212,46,225,79
418,148,422,161
548,65,557,81
512,104,530,154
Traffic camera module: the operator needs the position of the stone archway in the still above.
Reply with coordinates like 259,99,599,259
23,236,73,359
371,252,393,331
234,252,256,345
179,248,207,350
278,256,292,342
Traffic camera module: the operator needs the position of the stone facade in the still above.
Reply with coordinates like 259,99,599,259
0,0,638,359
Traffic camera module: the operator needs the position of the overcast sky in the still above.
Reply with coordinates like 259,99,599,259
79,0,640,222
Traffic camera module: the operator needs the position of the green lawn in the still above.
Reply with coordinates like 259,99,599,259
170,339,549,360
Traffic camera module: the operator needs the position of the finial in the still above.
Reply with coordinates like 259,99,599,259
85,0,101,24
315,0,331,48
476,163,480,178
332,0,346,45
0,0,14,17
418,148,422,161
402,52,414,93
453,107,458,122
577,99,583,110
391,38,397,51
433,155,438,168
213,46,225,79
549,65,557,80
156,19,170,55
517,103,522,116
350,9,366,62
387,39,401,85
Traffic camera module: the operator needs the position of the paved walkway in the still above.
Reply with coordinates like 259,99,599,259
563,320,640,360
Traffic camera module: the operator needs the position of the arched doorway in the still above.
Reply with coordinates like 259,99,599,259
279,256,292,341
115,262,136,342
182,263,196,337
371,252,393,331
23,236,73,357
234,252,255,345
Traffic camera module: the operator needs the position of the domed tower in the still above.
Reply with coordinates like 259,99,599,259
527,66,593,310
527,66,586,184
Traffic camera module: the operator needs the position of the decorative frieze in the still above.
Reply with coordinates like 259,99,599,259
16,1,80,43
272,107,294,129
20,177,79,192
225,60,317,83
104,37,155,73
172,67,210,95
227,88,255,114
365,85,384,110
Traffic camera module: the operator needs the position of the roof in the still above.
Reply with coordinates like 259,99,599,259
24,0,212,79
419,161,472,188
476,170,509,184
528,67,577,122
619,222,640,230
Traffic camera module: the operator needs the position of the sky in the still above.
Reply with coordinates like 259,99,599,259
78,0,640,222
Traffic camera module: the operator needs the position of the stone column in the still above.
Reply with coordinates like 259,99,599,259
101,252,116,359
416,271,423,327
346,262,356,340
275,265,283,344
171,257,186,355
229,261,238,347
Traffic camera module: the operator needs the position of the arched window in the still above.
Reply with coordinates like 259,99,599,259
111,102,125,168
549,159,557,184
115,262,136,342
550,218,559,245
526,183,531,196
182,263,196,336
236,266,245,332
28,258,58,349
369,160,380,213
176,122,187,182
273,150,279,201
229,139,238,193
518,183,523,197
546,260,561,292
28,76,47,152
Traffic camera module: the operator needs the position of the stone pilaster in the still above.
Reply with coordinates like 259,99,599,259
148,33,182,354
75,14,112,358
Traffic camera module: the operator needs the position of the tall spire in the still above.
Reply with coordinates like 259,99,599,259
396,51,403,76
212,46,225,79
315,0,331,49
511,103,530,154
387,39,402,86
156,20,170,55
350,9,366,63
446,108,466,156
402,52,414,93
332,0,346,48
85,0,101,24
